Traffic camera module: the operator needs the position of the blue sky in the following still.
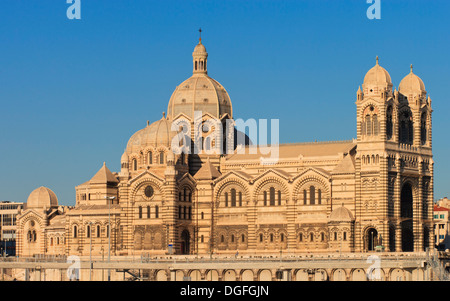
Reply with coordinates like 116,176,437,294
0,0,449,205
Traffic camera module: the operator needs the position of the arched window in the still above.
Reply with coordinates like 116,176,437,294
73,226,78,238
303,190,307,205
106,225,109,238
201,212,204,220
231,189,236,207
259,234,263,242
334,232,338,241
184,188,187,202
195,61,198,70
147,206,150,219
270,187,275,206
270,234,274,242
138,206,142,219
280,233,284,242
299,233,303,242
231,235,235,243
310,233,314,242
366,115,372,136
178,206,182,219
318,189,322,205
386,106,393,140
97,225,101,237
400,111,413,144
278,190,282,206
155,206,159,218
263,191,267,206
183,206,186,219
159,151,164,164
201,235,204,243
242,234,245,243
188,207,192,220
221,235,225,243
225,192,228,207
148,152,153,164
87,225,91,238
343,232,347,241
310,186,316,205
373,114,378,136
239,192,242,207
50,237,53,246
421,113,427,145
132,159,137,171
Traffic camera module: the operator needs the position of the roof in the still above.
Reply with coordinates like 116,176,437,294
194,158,222,180
434,205,449,212
90,162,119,184
332,154,356,174
225,140,356,162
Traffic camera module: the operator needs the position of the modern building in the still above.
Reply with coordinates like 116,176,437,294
434,198,450,251
0,201,24,256
16,37,435,258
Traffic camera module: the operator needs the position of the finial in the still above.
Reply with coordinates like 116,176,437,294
103,161,106,166
163,111,166,119
410,64,413,73
376,56,379,65
147,120,150,126
199,28,202,43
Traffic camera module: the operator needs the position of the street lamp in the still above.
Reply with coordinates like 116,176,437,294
104,196,116,281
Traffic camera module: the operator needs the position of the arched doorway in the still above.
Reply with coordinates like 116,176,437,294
366,228,378,251
181,230,190,255
401,183,414,251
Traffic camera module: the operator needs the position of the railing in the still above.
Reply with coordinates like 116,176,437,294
426,249,450,281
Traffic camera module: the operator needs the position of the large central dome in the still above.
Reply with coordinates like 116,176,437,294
167,39,233,121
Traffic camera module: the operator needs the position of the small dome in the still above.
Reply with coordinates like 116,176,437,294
121,151,128,163
126,116,177,153
26,186,58,209
399,65,426,95
193,41,207,54
329,204,354,222
363,57,392,87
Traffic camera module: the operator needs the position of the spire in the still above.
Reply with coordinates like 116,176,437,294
199,27,202,43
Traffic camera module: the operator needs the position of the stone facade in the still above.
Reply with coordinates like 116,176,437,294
16,39,434,258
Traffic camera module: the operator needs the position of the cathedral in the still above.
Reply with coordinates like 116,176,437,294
16,37,434,258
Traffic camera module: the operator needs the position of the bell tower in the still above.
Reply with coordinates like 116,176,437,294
355,58,434,253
